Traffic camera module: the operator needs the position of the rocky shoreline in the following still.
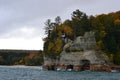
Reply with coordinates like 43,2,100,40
42,64,120,72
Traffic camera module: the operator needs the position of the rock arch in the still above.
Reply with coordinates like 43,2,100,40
80,59,90,71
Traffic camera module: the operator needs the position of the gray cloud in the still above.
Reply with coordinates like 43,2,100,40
0,0,120,49
0,0,120,35
0,0,67,36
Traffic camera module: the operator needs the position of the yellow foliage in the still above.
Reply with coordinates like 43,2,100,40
100,31,106,37
48,42,54,51
58,31,62,37
97,40,103,49
60,25,73,36
109,54,114,62
54,38,63,53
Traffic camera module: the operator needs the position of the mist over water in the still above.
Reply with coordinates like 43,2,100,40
0,66,120,80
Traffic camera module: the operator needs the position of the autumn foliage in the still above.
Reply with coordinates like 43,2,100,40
44,9,120,65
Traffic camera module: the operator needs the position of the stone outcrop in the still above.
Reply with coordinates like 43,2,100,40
43,31,111,71
60,31,110,66
63,31,96,51
60,50,109,66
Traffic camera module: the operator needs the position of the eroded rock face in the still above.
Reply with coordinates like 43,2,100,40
60,31,110,66
60,50,110,66
63,31,96,52
43,31,111,71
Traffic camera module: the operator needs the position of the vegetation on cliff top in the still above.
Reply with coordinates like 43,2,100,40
43,9,120,65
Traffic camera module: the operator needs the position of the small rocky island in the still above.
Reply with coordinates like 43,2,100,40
43,31,120,72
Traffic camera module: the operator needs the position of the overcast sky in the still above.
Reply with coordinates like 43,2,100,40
0,0,120,50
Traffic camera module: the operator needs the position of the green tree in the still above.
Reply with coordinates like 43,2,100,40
44,19,52,35
55,16,62,26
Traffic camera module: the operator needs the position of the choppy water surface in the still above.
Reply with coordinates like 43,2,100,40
0,66,120,80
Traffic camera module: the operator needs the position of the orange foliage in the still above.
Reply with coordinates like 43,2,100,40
114,19,120,25
28,53,37,59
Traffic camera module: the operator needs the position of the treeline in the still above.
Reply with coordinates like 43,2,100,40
0,50,43,66
43,9,120,65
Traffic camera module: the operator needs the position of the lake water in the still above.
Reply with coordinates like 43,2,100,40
0,66,120,80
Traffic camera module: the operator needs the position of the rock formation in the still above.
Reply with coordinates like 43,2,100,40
43,31,111,71
60,31,110,66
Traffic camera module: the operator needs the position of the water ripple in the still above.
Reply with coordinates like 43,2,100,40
0,66,120,80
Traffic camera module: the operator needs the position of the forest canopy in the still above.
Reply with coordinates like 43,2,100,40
43,9,120,65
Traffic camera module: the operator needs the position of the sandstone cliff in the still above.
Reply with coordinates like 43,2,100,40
60,31,110,66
